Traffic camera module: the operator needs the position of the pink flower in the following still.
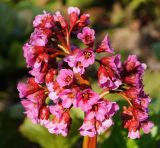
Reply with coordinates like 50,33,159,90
77,49,95,67
128,130,140,139
27,90,45,104
98,65,121,90
96,118,113,135
46,82,60,102
76,89,100,111
64,49,85,74
34,53,49,69
101,54,121,75
79,119,96,137
59,89,76,108
46,111,71,136
141,121,154,134
105,100,119,117
29,28,52,46
77,27,95,46
33,11,54,28
78,13,90,28
54,11,67,29
49,103,64,118
29,67,46,83
68,7,80,16
23,43,36,67
21,100,39,123
96,35,114,53
17,78,39,98
56,69,73,87
85,99,108,121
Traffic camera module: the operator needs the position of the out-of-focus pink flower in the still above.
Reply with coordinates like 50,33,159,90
33,11,54,28
141,121,154,134
56,69,73,87
68,7,80,16
96,35,114,53
77,27,95,46
76,89,100,111
128,130,140,139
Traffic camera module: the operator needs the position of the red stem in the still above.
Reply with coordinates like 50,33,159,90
83,136,97,148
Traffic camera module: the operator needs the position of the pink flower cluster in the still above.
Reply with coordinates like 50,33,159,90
17,7,153,139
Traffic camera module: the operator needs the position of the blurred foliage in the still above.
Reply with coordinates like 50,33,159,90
0,0,160,147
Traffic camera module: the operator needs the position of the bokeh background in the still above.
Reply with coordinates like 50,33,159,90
0,0,160,148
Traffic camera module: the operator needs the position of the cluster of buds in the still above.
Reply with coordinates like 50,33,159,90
17,7,153,139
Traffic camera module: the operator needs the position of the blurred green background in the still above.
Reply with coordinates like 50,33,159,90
0,0,160,148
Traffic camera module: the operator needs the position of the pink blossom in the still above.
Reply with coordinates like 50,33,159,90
64,49,85,74
77,27,95,46
34,53,49,69
105,100,119,117
46,82,61,102
77,49,95,67
128,130,140,139
68,7,80,16
98,65,122,90
56,69,73,87
46,111,71,136
17,78,39,98
33,11,54,28
78,13,90,28
54,11,67,29
76,89,100,111
79,119,96,137
101,54,122,75
23,43,36,67
29,67,46,83
21,100,39,123
29,28,51,46
85,99,107,121
96,118,113,135
49,103,64,118
27,90,45,104
141,121,154,134
96,35,114,53
59,89,76,108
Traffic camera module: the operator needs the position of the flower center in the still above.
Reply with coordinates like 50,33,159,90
67,92,75,99
84,51,92,59
82,92,92,100
65,76,72,83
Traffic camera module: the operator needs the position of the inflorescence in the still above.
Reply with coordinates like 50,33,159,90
17,7,153,139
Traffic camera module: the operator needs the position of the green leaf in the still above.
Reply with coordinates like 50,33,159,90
20,117,81,148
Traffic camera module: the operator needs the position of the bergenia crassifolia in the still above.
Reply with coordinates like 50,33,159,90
17,6,153,143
